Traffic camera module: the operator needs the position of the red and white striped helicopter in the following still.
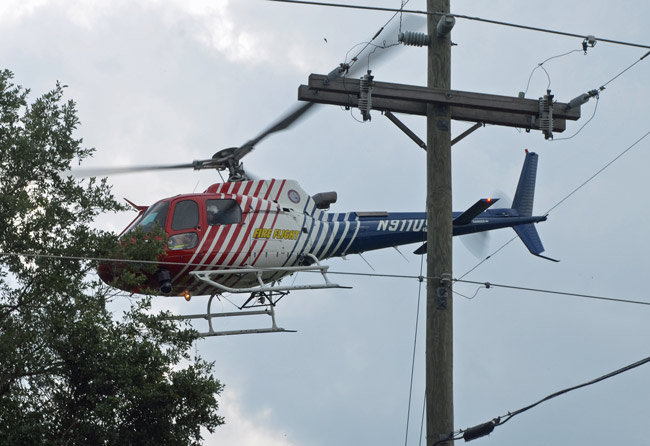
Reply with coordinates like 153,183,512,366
91,20,553,335
96,110,552,336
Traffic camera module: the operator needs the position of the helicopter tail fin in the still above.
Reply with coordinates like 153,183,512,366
510,151,558,262
511,150,538,217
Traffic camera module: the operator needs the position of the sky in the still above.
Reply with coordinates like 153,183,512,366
2,0,650,445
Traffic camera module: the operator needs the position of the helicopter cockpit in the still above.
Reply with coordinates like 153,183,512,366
123,197,244,252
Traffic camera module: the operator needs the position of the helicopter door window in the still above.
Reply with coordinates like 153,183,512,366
206,199,242,226
171,200,199,231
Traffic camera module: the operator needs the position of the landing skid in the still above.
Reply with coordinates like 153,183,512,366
175,256,348,337
176,292,296,337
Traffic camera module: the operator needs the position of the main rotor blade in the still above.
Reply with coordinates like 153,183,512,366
234,102,316,161
67,159,214,177
230,14,425,163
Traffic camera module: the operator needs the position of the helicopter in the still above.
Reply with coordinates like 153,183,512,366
96,137,552,336
88,19,554,336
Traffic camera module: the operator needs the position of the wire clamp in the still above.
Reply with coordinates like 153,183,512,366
582,35,597,54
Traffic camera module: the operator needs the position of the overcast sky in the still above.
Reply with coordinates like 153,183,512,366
2,1,650,445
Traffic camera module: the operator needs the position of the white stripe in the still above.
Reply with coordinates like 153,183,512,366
329,221,350,257
319,221,339,259
171,225,214,282
341,221,361,255
310,221,328,255
219,196,255,267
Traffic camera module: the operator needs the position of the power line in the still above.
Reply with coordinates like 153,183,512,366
545,128,650,214
455,278,650,307
5,251,650,307
601,49,650,89
404,254,425,446
459,128,650,278
269,0,650,50
439,353,650,442
551,49,650,141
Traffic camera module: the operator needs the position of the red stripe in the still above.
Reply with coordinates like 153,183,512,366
253,180,265,198
219,183,257,267
207,179,261,269
222,197,270,289
263,179,276,200
227,196,261,266
239,179,275,264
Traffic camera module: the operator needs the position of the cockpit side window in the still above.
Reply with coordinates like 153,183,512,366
171,200,199,231
206,199,242,226
129,201,169,233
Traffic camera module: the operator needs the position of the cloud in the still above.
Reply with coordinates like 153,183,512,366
208,389,295,446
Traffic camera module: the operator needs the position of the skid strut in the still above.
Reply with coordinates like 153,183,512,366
188,254,349,294
175,296,296,337
171,255,349,337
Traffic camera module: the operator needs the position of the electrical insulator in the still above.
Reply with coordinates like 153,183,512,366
324,62,351,85
436,14,456,37
538,90,554,140
565,89,600,110
398,30,430,47
359,71,373,122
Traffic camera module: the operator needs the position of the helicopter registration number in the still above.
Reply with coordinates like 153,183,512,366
253,227,300,240
377,219,426,232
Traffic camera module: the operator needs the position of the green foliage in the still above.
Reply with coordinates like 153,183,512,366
0,69,223,445
106,224,169,294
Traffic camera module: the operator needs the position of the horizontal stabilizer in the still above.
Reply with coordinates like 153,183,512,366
453,198,499,226
513,224,558,262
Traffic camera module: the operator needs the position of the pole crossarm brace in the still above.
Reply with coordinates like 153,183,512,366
299,73,582,133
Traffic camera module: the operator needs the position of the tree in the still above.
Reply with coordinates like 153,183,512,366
0,69,223,445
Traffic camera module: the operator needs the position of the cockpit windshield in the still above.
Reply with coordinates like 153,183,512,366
126,200,169,233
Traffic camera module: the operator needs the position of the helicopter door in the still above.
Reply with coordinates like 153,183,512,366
250,207,303,267
166,199,201,258
205,199,246,264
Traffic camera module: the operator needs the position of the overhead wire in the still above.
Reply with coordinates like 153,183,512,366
3,250,650,307
550,49,649,142
454,278,650,307
459,128,650,278
267,2,650,442
460,49,650,273
440,353,650,442
601,49,650,89
545,128,650,214
550,95,599,142
269,0,650,50
404,253,424,446
523,49,582,97
340,0,411,75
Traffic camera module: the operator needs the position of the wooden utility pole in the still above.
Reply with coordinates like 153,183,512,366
426,0,453,444
297,5,582,444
